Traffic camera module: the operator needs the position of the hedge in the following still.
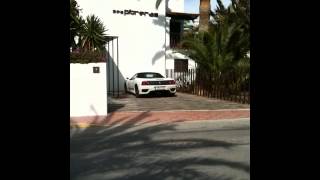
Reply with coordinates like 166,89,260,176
70,50,107,64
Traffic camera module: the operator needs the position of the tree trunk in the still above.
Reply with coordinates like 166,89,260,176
199,0,211,32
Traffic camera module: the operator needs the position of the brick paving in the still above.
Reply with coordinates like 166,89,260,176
70,109,250,126
108,92,249,112
70,93,250,126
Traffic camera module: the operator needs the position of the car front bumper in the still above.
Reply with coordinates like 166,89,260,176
139,85,176,95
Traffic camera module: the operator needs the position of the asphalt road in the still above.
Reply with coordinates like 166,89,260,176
70,118,250,180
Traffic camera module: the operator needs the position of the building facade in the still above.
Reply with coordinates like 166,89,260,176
77,0,198,94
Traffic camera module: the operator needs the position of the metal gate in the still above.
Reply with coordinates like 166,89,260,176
166,69,196,93
106,36,120,97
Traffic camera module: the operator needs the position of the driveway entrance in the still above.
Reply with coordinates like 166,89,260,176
108,92,249,113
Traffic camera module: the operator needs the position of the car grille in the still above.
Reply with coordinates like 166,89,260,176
148,81,171,85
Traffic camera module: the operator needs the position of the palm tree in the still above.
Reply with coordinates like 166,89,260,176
178,0,250,100
70,0,82,49
180,27,233,77
199,0,211,32
79,15,108,52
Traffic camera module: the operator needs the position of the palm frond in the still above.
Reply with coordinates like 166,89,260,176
155,0,163,9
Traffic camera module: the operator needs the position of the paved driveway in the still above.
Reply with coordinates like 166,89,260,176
108,92,249,113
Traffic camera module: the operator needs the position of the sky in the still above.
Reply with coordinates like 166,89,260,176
184,0,231,13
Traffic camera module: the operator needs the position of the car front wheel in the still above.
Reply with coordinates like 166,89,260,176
135,85,140,98
124,83,128,94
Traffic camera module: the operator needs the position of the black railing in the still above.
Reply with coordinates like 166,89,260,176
166,69,250,104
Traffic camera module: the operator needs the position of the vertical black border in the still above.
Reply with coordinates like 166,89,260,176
251,0,318,179
1,1,69,179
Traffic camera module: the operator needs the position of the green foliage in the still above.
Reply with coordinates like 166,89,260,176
70,0,83,48
70,0,108,63
70,50,107,64
179,0,250,93
79,15,108,51
155,0,163,9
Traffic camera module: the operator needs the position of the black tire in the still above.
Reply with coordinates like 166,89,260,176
135,85,140,98
124,83,128,94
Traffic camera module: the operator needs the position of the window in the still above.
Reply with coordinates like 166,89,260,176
130,74,137,80
137,73,164,78
170,21,182,48
174,59,188,72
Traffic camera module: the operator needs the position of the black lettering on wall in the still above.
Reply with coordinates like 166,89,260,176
113,9,158,18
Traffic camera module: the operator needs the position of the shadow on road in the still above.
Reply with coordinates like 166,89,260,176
70,112,249,180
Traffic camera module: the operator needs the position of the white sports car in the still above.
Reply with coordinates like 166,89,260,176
125,72,176,97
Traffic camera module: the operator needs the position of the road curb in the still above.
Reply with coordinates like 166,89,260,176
70,109,250,128
70,116,250,128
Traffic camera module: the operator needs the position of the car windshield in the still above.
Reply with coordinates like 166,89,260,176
137,73,164,78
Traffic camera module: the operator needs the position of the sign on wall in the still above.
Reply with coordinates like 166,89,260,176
113,9,158,17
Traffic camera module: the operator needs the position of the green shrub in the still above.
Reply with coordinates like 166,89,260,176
70,50,107,64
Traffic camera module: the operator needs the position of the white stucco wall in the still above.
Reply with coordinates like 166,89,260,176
70,63,107,117
76,0,191,92
168,0,184,12
77,0,167,83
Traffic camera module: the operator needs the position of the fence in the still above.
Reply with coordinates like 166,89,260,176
106,36,121,98
166,69,250,104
